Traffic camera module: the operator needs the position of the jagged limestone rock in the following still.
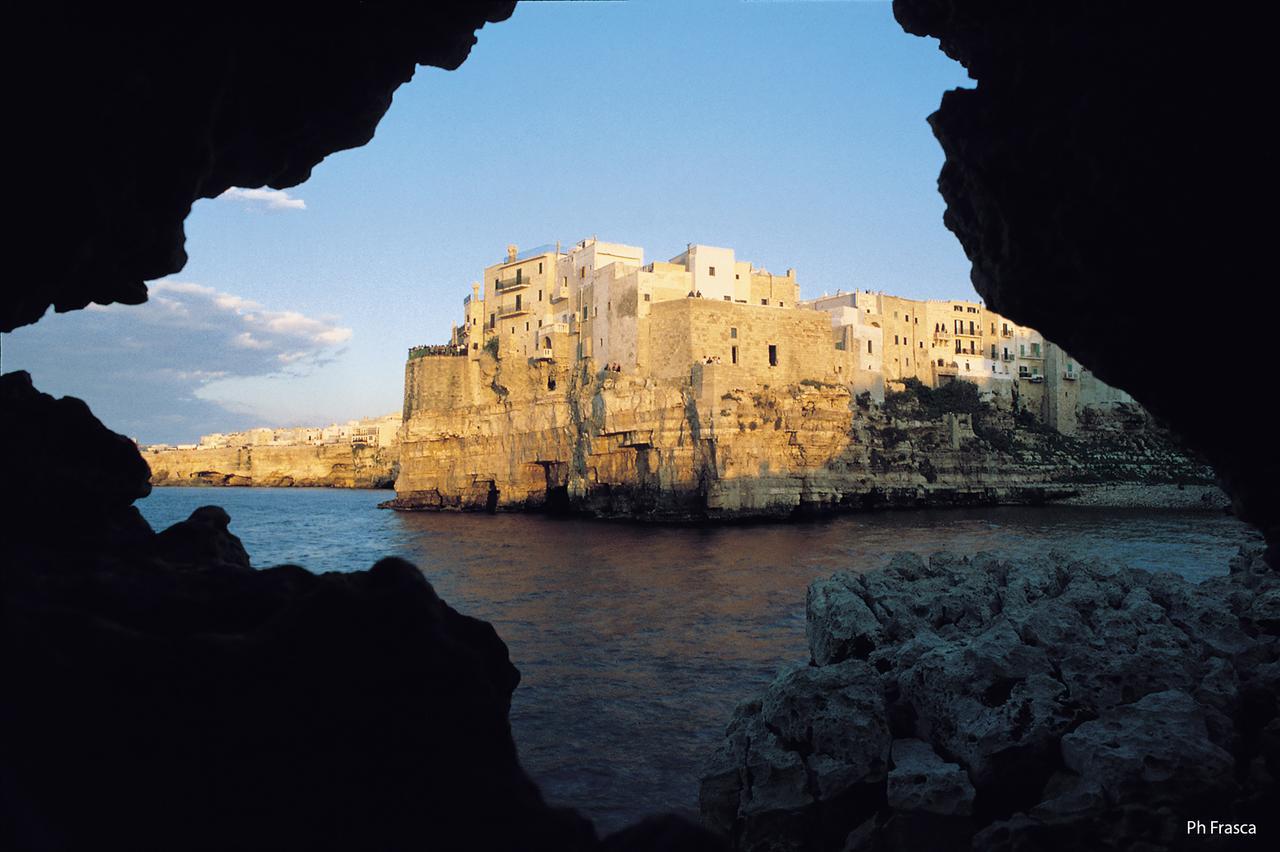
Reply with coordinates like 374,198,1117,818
700,546,1278,850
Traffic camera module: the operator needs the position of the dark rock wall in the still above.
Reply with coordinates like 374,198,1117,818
6,3,516,331
892,0,1277,552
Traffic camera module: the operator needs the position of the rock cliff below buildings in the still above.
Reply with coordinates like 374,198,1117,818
148,443,398,488
388,354,1219,519
699,545,1279,851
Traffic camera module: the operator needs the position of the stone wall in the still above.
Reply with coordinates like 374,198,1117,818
646,299,839,384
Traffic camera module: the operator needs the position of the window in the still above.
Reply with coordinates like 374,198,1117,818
515,294,521,311
761,299,769,305
724,295,731,301
868,340,873,354
489,313,495,329
538,290,543,301
731,345,738,364
538,262,543,274
709,266,716,276
768,344,778,366
643,293,651,302
730,327,738,339
894,335,899,344
583,306,589,320
580,267,586,279
779,302,784,307
525,322,529,331
919,341,924,348
516,269,522,284
954,305,963,312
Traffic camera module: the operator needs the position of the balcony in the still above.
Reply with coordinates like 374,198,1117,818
1002,353,1015,361
1020,350,1044,360
535,348,555,361
1063,370,1078,380
1001,327,1013,337
498,306,531,319
495,277,529,292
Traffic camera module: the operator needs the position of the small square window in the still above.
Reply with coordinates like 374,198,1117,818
730,327,738,339
709,266,716,276
643,293,651,302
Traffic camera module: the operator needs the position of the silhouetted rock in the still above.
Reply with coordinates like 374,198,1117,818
891,0,1278,553
3,378,722,850
701,548,1278,850
8,4,517,333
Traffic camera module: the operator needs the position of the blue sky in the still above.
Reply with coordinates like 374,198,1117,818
2,0,971,444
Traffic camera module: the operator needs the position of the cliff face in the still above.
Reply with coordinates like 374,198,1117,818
390,355,1214,519
148,443,397,488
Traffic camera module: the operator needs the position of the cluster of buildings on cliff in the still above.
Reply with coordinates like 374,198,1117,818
141,413,401,453
416,238,1129,433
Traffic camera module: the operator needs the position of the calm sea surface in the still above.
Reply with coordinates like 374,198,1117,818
138,487,1258,833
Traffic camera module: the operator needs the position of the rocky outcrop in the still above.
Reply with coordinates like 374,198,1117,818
700,547,1278,850
2,370,725,850
391,356,1216,519
147,443,398,488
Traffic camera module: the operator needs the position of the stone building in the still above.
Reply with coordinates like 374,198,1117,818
459,238,822,382
410,239,1130,437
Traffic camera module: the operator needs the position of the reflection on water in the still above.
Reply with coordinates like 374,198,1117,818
138,488,1257,832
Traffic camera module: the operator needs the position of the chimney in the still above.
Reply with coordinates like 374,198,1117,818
507,244,518,262
472,282,480,299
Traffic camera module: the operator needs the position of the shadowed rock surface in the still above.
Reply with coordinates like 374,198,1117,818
891,0,1278,551
3,370,725,850
700,550,1278,850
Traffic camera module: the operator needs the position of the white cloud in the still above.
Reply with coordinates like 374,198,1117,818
217,186,307,211
1,280,351,443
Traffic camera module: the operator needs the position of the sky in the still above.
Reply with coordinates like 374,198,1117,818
1,0,972,445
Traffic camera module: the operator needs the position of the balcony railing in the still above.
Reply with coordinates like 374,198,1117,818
498,306,531,319
496,277,529,292
535,348,554,361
